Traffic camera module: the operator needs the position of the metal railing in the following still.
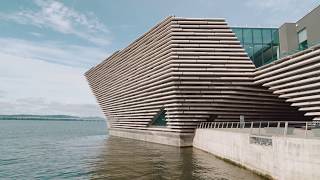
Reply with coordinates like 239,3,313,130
197,121,320,138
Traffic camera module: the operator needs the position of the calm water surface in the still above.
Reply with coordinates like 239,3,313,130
0,120,263,180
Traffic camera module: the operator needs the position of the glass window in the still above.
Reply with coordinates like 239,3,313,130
231,27,280,67
253,45,263,67
272,29,279,45
272,46,279,60
299,40,308,50
244,44,254,58
243,29,253,44
262,44,273,64
298,28,307,43
253,29,262,44
151,109,167,126
262,29,272,44
298,28,308,50
233,28,243,43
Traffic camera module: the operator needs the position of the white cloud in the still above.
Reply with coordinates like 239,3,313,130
30,32,44,37
0,0,110,46
0,98,103,117
0,39,105,117
0,37,108,68
244,0,319,25
245,0,315,11
0,90,5,97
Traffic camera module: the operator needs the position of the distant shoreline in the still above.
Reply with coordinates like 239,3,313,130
0,115,105,121
0,119,105,122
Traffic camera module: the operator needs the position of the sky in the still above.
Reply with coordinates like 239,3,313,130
0,0,319,117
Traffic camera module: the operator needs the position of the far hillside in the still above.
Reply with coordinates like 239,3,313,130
0,115,105,121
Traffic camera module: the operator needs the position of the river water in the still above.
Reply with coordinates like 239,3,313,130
0,120,263,179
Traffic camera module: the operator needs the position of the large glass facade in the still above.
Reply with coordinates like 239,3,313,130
232,27,280,67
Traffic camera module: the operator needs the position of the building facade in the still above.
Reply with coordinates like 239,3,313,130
232,27,279,67
254,44,320,121
232,5,320,68
85,16,316,146
280,5,320,56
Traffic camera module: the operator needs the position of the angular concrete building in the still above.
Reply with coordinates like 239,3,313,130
85,16,316,146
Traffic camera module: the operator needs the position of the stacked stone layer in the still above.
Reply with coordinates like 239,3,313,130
254,45,320,121
85,17,308,133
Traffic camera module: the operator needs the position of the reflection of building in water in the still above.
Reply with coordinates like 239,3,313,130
90,137,261,180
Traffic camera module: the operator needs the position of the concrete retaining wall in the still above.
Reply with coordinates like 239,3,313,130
193,129,320,180
109,128,194,147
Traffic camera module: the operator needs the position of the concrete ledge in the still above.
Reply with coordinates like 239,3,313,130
193,129,320,180
109,128,194,147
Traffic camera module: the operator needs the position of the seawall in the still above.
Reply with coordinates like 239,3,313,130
193,128,320,180
109,128,194,147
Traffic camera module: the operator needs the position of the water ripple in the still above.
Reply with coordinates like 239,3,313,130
0,120,263,179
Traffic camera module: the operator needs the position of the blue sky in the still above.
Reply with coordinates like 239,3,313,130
0,0,319,117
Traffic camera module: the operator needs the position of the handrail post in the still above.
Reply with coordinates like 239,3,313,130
305,122,308,137
214,122,216,128
231,122,234,128
284,122,288,136
259,122,261,135
250,122,253,134
267,121,270,128
222,122,225,128
278,122,282,136
226,122,229,128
